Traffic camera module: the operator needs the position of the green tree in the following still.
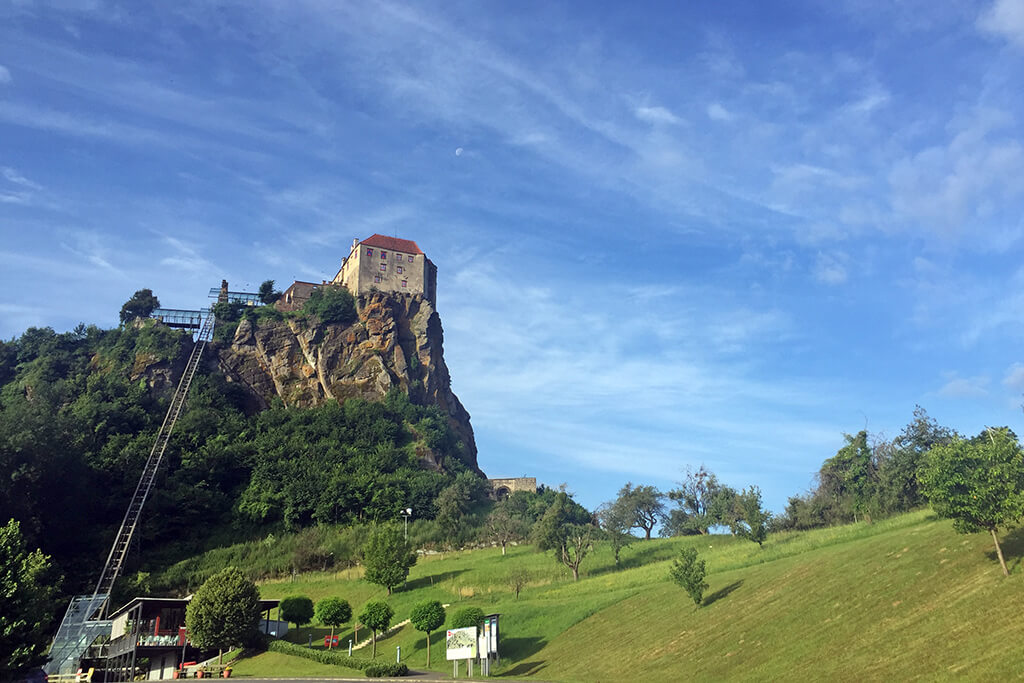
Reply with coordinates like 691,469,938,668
257,280,282,305
448,607,484,629
119,288,160,323
362,524,417,594
0,519,61,678
278,596,314,631
435,472,488,545
532,492,598,581
664,465,735,535
506,567,531,600
596,501,633,565
185,567,261,662
732,486,770,546
409,600,446,667
879,406,956,512
485,502,528,555
820,431,879,522
613,483,666,540
920,428,1024,577
669,546,708,608
314,597,351,646
358,600,394,659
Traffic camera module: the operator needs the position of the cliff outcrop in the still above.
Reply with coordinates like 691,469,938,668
212,291,479,472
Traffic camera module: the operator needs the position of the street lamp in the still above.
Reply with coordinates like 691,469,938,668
401,507,412,540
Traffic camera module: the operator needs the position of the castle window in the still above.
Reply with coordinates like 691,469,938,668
366,248,373,257
374,275,381,283
397,266,403,274
408,255,413,262
401,280,408,288
381,251,387,259
380,263,386,271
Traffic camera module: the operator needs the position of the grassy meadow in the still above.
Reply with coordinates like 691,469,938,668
227,509,1024,680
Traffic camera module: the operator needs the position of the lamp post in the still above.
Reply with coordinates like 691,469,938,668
401,507,412,540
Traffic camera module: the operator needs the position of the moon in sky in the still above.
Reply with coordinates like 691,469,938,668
455,147,463,156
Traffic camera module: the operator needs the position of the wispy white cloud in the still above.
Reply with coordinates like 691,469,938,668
635,105,682,126
978,0,1024,49
0,65,11,84
2,167,42,191
937,373,990,398
813,251,849,285
706,102,735,122
1002,362,1024,390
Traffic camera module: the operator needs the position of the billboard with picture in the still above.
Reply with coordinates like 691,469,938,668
446,626,478,660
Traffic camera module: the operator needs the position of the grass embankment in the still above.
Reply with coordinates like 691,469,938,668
222,510,1024,680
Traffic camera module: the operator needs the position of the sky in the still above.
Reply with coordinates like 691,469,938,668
2,0,1024,516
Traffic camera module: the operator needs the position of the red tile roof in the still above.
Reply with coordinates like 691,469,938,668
361,234,423,255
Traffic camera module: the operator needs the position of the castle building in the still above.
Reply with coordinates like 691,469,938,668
333,234,437,305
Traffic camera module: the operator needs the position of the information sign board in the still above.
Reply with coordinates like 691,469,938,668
445,626,478,660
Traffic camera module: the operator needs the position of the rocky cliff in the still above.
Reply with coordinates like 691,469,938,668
212,291,479,472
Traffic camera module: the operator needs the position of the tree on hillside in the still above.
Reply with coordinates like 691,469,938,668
506,567,531,600
358,600,394,659
486,501,528,555
920,427,1024,577
664,465,735,536
596,500,633,565
362,524,417,594
435,471,488,545
612,483,666,539
185,567,261,662
119,288,160,323
279,595,314,631
314,597,351,647
258,280,282,305
0,519,61,677
532,491,599,581
409,600,446,667
879,406,956,512
731,486,770,546
820,431,879,522
303,286,356,325
669,546,708,608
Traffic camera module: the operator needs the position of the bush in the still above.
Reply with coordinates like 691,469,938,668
449,607,485,629
266,640,408,676
303,286,357,325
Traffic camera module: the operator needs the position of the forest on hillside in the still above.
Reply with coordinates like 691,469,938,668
0,318,475,596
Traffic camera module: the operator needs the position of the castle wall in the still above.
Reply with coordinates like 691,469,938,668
488,477,537,500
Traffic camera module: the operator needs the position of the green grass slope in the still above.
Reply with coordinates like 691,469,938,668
231,510,1024,681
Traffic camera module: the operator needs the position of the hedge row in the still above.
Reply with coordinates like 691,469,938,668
267,639,409,677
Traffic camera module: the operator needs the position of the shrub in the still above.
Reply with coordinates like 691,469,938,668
449,606,485,629
303,286,357,325
266,639,408,676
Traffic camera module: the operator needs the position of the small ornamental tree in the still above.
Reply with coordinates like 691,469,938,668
358,600,394,659
258,280,282,305
314,597,351,646
409,600,446,667
448,607,484,630
532,492,599,581
362,524,417,594
506,567,531,600
920,428,1024,577
669,547,708,608
0,519,61,677
185,567,261,662
119,288,160,323
278,596,314,631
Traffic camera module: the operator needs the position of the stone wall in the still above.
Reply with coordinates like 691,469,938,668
488,477,537,500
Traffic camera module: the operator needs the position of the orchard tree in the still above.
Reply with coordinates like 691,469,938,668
409,600,446,667
920,428,1024,577
362,524,416,594
820,431,879,522
506,567,531,600
119,288,160,323
0,519,61,677
613,483,666,539
732,486,770,547
669,546,708,608
532,491,599,581
278,596,314,631
596,501,633,565
879,406,956,512
314,597,351,647
486,502,528,555
358,600,394,659
185,567,261,662
665,465,734,535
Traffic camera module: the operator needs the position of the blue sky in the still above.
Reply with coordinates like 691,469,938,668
2,0,1024,515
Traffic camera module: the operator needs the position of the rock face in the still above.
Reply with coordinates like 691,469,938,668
213,291,479,472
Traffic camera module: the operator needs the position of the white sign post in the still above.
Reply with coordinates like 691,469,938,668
446,626,478,678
